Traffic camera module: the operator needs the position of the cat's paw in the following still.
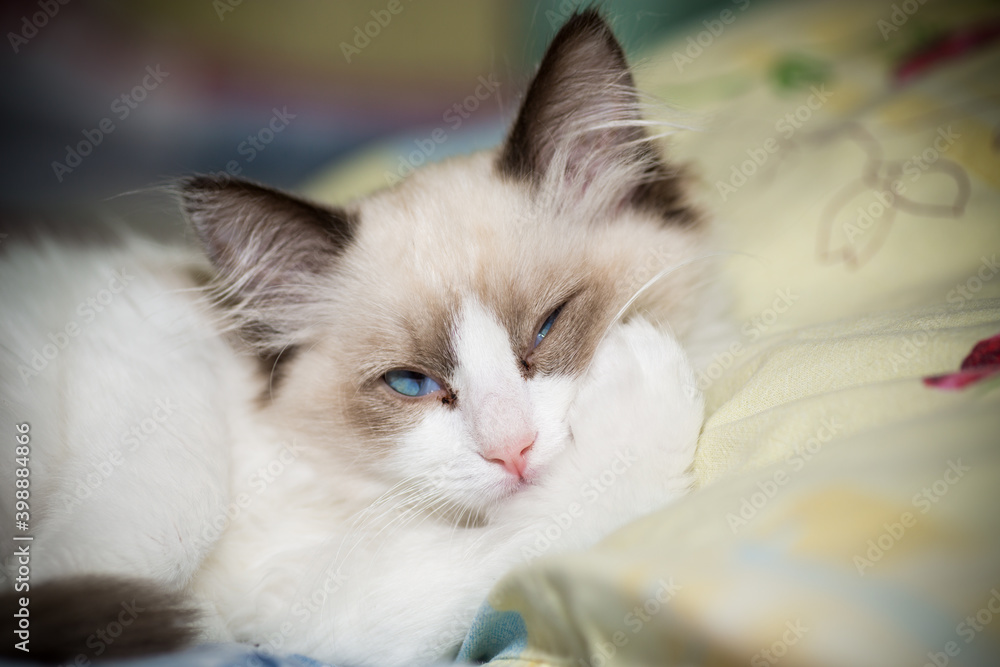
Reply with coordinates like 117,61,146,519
567,317,704,494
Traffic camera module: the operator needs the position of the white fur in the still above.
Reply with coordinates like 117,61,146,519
0,240,242,588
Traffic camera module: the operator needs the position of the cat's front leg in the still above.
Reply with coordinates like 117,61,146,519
518,316,704,555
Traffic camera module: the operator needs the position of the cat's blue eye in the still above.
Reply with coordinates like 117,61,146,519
384,370,442,397
534,307,562,348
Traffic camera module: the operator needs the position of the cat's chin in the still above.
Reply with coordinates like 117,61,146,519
499,473,534,496
460,472,538,520
479,477,529,507
495,466,549,502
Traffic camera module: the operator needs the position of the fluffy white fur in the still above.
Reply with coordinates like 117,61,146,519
0,240,239,587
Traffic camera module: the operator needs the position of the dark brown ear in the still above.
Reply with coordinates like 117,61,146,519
179,175,356,348
498,10,694,223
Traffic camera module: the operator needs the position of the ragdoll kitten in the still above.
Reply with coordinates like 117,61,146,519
0,10,712,665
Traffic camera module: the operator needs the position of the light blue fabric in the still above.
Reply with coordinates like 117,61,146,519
456,602,528,663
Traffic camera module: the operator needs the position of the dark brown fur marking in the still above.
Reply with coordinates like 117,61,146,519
1,575,198,662
181,175,356,273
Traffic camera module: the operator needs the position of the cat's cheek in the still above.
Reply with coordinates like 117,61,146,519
378,408,511,507
381,408,467,481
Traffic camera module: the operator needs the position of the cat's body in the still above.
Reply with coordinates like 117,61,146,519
1,12,716,665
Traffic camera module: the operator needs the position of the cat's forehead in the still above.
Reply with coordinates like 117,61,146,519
358,154,535,263
342,154,571,301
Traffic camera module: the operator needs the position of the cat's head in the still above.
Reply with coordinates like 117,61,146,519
180,11,706,517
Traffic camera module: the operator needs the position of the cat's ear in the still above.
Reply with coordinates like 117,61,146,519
179,175,355,347
498,10,693,222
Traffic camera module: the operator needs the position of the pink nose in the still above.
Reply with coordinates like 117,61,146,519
484,434,535,478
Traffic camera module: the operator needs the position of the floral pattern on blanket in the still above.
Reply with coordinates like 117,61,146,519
924,332,1000,390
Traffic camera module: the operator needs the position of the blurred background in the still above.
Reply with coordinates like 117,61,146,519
0,0,737,224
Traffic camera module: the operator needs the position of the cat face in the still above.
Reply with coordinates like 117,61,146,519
181,11,705,517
